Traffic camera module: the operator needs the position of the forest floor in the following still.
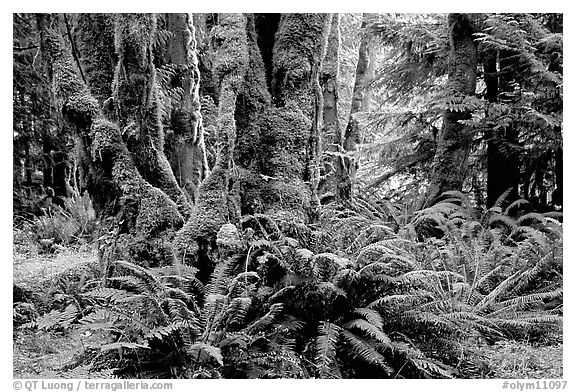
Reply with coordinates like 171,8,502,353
12,243,563,379
13,244,110,378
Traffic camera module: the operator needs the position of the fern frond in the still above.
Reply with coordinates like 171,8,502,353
244,303,283,334
352,308,384,329
225,297,252,327
99,342,149,352
188,343,223,366
206,257,239,296
343,319,391,346
315,321,341,378
113,260,163,294
340,330,393,374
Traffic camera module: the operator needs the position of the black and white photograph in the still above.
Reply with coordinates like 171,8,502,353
12,10,564,384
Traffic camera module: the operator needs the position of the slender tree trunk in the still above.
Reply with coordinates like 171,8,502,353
552,144,562,207
113,14,192,218
423,13,477,207
41,131,53,190
319,13,345,203
485,49,520,207
24,139,32,185
341,13,377,200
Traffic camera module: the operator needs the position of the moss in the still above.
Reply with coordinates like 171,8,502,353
113,14,192,218
261,180,310,221
237,168,265,214
257,106,310,180
90,119,124,160
216,223,243,254
271,14,331,114
41,21,184,267
210,14,249,86
173,165,230,265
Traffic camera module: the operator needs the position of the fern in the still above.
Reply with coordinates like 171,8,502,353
315,321,341,378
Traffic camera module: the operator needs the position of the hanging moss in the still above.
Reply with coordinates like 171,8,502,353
38,14,184,267
113,14,192,219
174,14,248,269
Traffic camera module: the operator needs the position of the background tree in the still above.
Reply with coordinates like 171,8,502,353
423,13,477,207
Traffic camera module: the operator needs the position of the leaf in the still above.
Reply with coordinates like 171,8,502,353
188,343,223,366
315,321,341,378
343,318,391,346
340,330,393,374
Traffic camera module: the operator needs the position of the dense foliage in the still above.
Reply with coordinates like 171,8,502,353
13,13,562,379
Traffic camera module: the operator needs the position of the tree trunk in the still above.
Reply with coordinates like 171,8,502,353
174,13,249,274
319,14,346,204
552,145,562,207
267,13,331,220
485,49,520,207
75,13,117,113
160,13,209,203
341,13,377,200
38,13,184,267
423,13,477,207
113,14,192,218
233,13,331,221
41,131,53,190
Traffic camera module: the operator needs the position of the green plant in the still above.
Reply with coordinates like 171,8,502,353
31,193,98,251
69,256,305,378
307,193,562,377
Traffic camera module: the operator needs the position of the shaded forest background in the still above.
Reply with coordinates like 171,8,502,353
13,13,563,379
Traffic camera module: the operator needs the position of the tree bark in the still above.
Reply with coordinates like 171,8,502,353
423,13,477,207
318,14,346,203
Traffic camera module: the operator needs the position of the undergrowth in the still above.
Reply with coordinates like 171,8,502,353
14,192,562,378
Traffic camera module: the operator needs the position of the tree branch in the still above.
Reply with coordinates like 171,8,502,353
63,13,87,85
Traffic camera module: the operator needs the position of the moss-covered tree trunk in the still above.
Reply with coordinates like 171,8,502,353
113,14,192,218
174,13,248,276
423,13,477,207
75,13,116,111
38,13,184,267
73,13,118,210
266,13,331,220
234,13,331,221
160,13,209,203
